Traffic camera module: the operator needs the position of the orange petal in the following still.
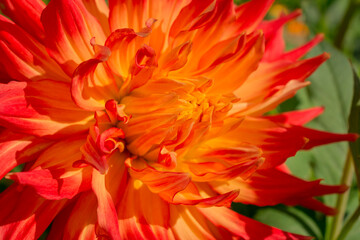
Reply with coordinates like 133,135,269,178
71,49,119,111
92,169,121,239
0,80,92,138
41,0,107,75
125,157,191,202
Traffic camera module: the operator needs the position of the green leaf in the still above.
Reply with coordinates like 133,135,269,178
348,69,360,190
253,206,323,239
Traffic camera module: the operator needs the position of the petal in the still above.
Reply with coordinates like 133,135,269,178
214,116,308,168
92,169,121,239
41,0,107,75
71,47,119,111
0,185,67,240
0,16,68,82
294,126,358,150
6,167,92,200
0,130,52,179
125,157,191,202
233,53,329,116
198,207,312,239
104,28,151,79
82,0,110,36
260,10,302,62
0,80,92,138
117,178,173,239
211,168,346,213
265,107,324,126
207,31,265,94
235,0,274,33
280,34,324,61
48,191,98,240
0,0,46,42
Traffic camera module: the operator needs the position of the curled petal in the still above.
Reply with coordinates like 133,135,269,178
71,48,119,111
125,157,191,202
105,27,152,80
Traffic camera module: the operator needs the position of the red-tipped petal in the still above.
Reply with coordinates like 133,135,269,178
235,0,275,33
0,185,67,240
0,15,68,82
41,0,107,75
0,130,52,179
6,167,92,200
0,0,45,42
198,207,312,239
266,107,324,126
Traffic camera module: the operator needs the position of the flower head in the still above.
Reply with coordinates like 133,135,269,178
0,0,356,239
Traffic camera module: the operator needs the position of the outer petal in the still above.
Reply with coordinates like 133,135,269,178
198,207,312,239
211,168,346,214
235,0,274,33
0,0,46,42
7,167,92,200
0,16,68,82
41,0,107,75
0,80,92,138
13,136,93,200
48,191,98,240
265,107,324,126
0,130,52,179
0,185,67,240
233,53,329,116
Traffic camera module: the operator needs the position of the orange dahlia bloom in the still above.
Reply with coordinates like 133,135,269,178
0,0,357,239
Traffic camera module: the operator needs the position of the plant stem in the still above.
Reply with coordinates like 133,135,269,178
328,150,354,240
338,205,360,240
334,0,358,49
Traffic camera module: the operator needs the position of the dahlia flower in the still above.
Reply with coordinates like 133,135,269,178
0,0,356,239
